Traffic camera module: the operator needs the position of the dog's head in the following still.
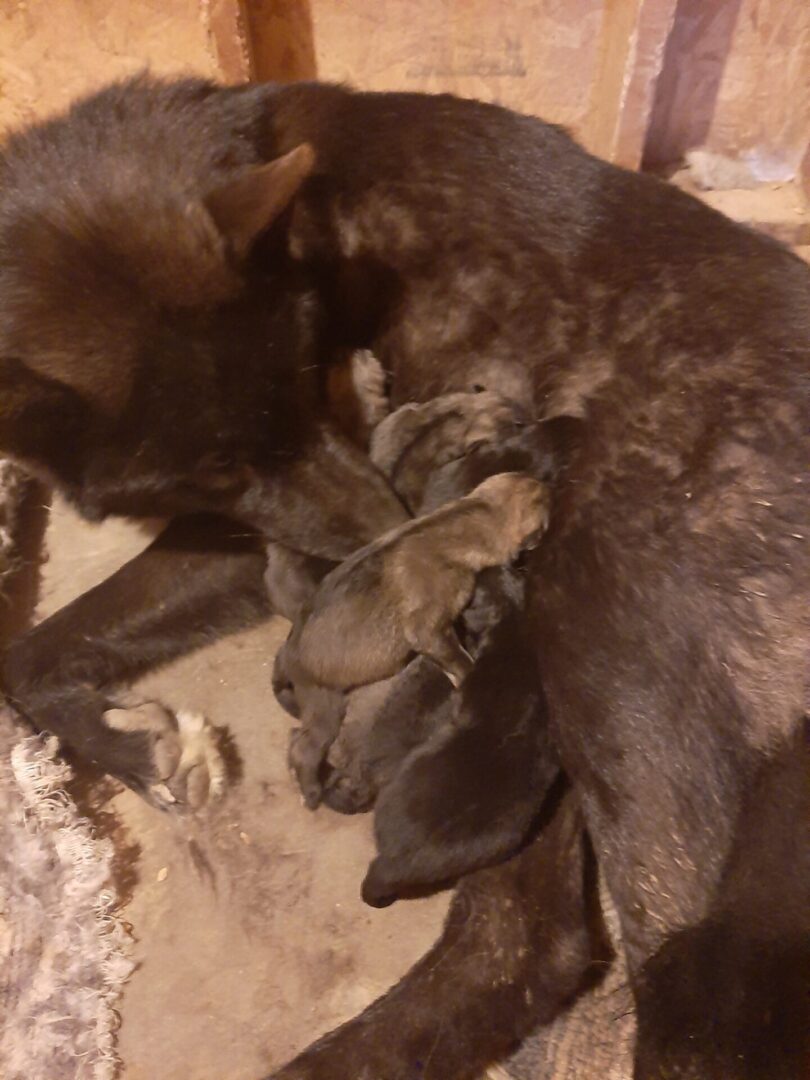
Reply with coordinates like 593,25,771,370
0,76,319,521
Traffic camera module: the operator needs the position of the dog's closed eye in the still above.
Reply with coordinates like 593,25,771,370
193,451,251,492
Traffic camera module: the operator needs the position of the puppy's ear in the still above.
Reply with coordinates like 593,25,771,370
205,144,316,258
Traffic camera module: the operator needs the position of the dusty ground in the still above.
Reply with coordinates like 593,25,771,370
39,499,448,1080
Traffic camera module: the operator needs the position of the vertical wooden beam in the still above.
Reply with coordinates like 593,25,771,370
585,0,679,167
206,0,254,83
245,0,316,82
643,0,810,181
800,142,810,201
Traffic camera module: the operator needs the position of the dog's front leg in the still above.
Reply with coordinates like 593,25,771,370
2,513,270,807
236,423,408,560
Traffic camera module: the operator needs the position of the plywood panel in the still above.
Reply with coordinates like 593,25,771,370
307,0,605,140
0,0,234,133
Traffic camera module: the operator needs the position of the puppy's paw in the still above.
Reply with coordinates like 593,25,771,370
350,348,389,429
287,727,324,810
320,768,377,814
103,702,226,810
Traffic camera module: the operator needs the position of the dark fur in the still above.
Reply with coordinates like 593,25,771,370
277,788,605,1080
368,388,527,511
320,566,528,817
0,79,405,797
277,469,548,806
363,600,560,908
0,77,807,1078
334,402,563,901
275,557,561,899
272,395,561,880
272,482,549,808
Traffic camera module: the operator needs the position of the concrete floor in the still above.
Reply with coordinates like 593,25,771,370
39,499,448,1080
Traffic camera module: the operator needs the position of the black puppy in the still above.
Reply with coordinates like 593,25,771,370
361,571,560,908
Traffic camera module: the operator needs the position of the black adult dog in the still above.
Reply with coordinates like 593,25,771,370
0,77,807,1079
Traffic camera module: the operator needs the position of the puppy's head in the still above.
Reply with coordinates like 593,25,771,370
472,472,551,553
0,76,318,520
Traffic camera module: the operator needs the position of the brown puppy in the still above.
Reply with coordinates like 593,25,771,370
315,411,566,815
283,472,550,805
289,471,549,690
369,389,526,512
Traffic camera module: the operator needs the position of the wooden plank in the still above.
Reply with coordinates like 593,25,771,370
304,0,604,142
0,0,221,133
584,0,678,166
206,0,254,83
246,0,317,82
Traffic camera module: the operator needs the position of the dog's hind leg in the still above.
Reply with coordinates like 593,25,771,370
269,789,604,1080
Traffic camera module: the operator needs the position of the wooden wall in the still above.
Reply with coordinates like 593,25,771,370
246,0,810,182
305,0,604,138
246,0,669,164
0,0,249,133
0,0,806,190
643,0,810,180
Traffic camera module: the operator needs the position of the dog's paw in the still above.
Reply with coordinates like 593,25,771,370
103,702,226,810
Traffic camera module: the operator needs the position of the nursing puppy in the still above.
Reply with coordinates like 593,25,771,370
362,598,560,908
369,389,527,512
298,556,562,909
288,472,550,690
269,388,564,814
270,550,561,902
276,399,565,899
282,471,550,805
331,423,566,904
321,565,525,814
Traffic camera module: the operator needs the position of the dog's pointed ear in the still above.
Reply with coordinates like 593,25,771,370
204,144,315,258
